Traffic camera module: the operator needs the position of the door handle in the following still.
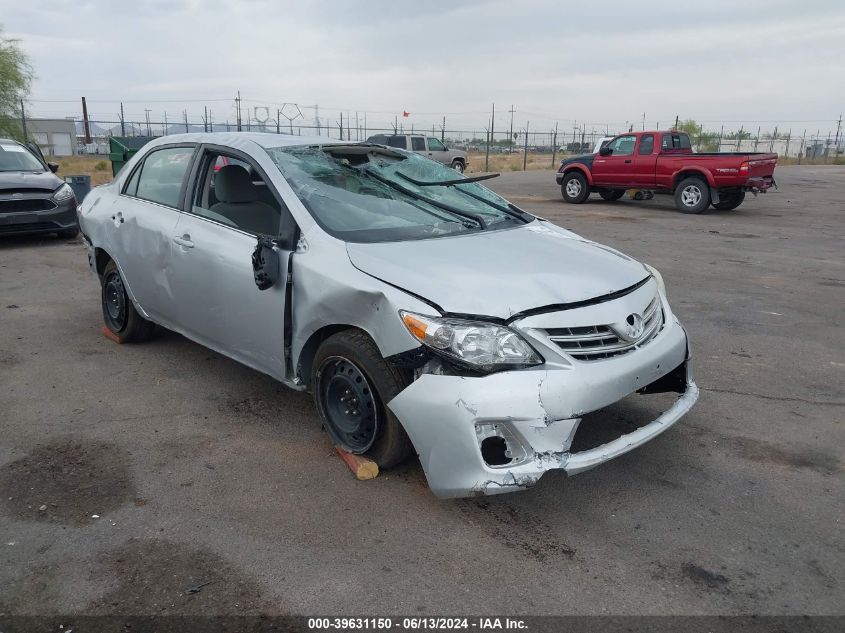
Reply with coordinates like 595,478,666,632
173,234,194,249
624,159,632,163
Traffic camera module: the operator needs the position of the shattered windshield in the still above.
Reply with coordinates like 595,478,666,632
265,145,530,243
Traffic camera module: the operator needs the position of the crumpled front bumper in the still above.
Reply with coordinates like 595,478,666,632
388,319,698,498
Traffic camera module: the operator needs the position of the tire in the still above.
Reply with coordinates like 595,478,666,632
450,160,465,173
561,171,590,204
713,190,745,211
599,189,625,202
312,330,414,468
101,260,157,343
674,177,711,214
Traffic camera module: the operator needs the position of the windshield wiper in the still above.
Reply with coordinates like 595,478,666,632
395,171,500,187
362,167,487,229
396,171,532,224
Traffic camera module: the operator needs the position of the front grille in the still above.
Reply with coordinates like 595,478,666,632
547,295,664,361
0,198,56,213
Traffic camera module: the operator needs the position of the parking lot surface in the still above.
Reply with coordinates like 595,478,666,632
1,165,842,615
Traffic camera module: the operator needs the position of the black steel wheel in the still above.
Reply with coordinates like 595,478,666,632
100,260,157,343
316,356,379,453
311,330,413,467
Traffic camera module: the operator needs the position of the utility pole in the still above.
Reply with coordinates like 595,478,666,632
642,112,646,131
508,105,515,153
276,109,281,134
184,110,189,133
81,96,92,144
164,112,168,136
236,91,242,131
551,121,559,167
834,114,842,150
355,112,360,141
441,115,446,142
523,121,529,170
144,109,152,136
484,120,491,172
119,102,126,136
798,129,806,164
203,106,208,132
393,115,398,134
20,99,27,142
490,103,495,150
674,114,679,129
339,112,344,140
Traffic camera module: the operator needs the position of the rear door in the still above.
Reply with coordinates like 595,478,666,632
591,134,637,187
167,145,297,380
629,134,657,187
112,144,197,323
410,136,427,156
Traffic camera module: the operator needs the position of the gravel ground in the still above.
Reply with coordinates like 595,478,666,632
0,165,842,616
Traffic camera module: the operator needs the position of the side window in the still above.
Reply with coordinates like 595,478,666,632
427,137,446,151
662,133,692,150
386,136,406,149
607,135,636,156
124,161,143,196
133,147,195,208
639,134,654,155
192,150,292,239
410,137,426,151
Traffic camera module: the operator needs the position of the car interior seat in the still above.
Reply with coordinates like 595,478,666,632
209,165,281,235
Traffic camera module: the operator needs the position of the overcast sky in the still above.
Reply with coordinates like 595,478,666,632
3,0,845,135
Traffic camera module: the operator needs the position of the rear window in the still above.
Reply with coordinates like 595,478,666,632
386,136,407,149
662,133,692,150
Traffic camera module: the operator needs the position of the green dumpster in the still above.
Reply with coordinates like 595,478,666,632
108,136,156,176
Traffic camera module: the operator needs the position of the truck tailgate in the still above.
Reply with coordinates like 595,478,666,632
744,153,778,177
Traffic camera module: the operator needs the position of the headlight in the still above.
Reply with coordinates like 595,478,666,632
644,263,666,297
53,183,76,203
400,311,543,372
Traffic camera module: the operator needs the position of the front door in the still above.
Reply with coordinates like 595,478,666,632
590,134,637,187
167,147,296,380
426,137,450,165
629,133,657,187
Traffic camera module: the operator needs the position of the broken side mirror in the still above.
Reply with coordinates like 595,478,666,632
252,236,280,290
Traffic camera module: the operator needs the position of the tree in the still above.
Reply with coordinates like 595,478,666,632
677,119,720,152
0,28,33,140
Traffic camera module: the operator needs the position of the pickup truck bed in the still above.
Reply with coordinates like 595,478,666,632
556,131,777,213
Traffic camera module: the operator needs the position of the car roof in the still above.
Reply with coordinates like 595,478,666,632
144,131,351,150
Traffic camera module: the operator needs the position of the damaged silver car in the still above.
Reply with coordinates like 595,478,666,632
78,133,699,498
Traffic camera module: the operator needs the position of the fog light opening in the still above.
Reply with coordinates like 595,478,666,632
481,436,512,466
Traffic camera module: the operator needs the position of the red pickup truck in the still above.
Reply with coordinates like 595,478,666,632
555,131,777,213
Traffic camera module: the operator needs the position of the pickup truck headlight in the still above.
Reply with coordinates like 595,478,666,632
400,311,543,372
53,183,76,203
644,263,667,297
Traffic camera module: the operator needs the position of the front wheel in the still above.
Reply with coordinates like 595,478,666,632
561,171,590,204
312,330,413,468
599,189,625,202
451,160,465,173
101,260,157,343
713,190,745,211
674,177,711,214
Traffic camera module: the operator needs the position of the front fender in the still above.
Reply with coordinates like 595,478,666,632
562,163,593,186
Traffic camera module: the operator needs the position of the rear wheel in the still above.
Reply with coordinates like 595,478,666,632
312,330,413,468
561,171,589,204
599,189,625,202
101,260,157,343
674,177,711,214
713,190,745,211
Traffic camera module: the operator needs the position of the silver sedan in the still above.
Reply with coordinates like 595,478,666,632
79,133,698,498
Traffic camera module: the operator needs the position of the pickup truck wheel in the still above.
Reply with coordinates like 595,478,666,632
451,160,465,173
312,330,414,468
674,177,711,214
713,190,745,211
561,172,589,204
599,189,625,202
101,260,157,343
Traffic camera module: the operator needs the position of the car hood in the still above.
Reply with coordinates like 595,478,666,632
346,221,650,319
0,170,62,192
